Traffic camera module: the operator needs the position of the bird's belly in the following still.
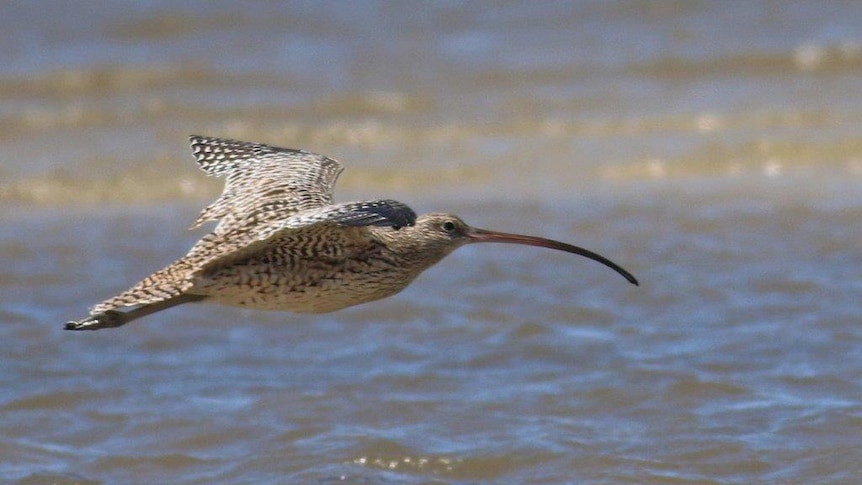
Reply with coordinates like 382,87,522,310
192,259,414,313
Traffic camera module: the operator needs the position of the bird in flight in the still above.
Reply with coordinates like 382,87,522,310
65,136,638,331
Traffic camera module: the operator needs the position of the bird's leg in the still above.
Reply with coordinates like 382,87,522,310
64,294,206,331
65,310,128,330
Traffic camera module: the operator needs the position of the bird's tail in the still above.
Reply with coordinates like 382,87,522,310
65,294,206,330
90,259,196,314
65,259,200,331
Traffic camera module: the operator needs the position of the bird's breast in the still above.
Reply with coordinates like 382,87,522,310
192,248,420,313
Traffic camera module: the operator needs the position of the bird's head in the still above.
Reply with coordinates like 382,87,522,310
379,213,472,266
381,212,638,286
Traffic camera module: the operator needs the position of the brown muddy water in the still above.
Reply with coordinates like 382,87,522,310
2,2,862,484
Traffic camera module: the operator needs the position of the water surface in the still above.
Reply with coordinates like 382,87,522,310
2,2,862,483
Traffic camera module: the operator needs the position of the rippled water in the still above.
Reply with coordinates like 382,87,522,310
2,2,862,484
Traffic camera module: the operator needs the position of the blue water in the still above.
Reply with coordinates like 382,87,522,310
2,1,862,483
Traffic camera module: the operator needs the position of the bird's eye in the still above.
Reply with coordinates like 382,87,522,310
442,221,456,232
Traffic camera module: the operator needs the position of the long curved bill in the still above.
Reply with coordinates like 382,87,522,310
466,227,639,286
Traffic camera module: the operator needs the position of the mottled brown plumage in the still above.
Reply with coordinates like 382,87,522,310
65,136,637,331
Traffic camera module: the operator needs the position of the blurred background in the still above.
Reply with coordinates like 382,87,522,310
2,1,861,484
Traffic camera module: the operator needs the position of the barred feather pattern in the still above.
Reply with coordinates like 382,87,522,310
191,225,413,313
188,135,344,232
92,260,195,313
90,136,417,314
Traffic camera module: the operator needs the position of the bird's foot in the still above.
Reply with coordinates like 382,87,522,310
64,311,127,331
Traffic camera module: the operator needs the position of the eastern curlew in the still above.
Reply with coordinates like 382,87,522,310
65,136,638,331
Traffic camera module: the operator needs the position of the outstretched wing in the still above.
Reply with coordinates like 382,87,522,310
189,135,344,231
192,199,416,273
